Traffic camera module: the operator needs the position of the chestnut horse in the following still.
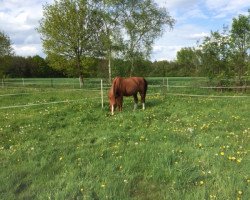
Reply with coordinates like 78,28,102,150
108,77,148,115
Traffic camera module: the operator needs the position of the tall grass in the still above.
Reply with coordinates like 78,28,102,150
0,83,249,199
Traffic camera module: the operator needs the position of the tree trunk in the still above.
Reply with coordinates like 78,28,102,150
108,48,112,84
79,73,84,88
77,56,84,88
130,57,134,77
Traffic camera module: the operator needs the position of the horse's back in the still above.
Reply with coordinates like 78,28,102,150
122,77,147,96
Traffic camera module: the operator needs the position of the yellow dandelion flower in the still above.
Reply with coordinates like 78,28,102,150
101,184,106,188
238,190,243,195
200,181,204,185
237,158,242,163
229,156,236,161
220,152,225,156
209,194,217,199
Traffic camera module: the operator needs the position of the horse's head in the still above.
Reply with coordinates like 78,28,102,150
108,88,116,115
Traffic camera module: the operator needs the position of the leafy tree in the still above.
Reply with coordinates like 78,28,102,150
95,0,123,83
150,60,169,77
230,10,250,82
38,0,104,87
176,47,201,76
120,0,175,76
0,31,14,78
0,30,13,57
200,30,232,82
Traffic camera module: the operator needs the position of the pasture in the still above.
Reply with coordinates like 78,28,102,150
0,78,249,200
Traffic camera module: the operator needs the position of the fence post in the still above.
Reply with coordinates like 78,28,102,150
162,78,166,96
101,79,104,109
51,78,53,88
167,78,169,91
2,79,4,88
22,78,25,86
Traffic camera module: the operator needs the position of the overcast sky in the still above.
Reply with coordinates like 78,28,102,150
0,0,249,61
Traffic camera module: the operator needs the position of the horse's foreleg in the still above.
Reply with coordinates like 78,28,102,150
142,103,145,110
117,96,123,111
133,94,138,110
111,105,114,115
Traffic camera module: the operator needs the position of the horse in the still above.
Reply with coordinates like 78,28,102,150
108,77,148,115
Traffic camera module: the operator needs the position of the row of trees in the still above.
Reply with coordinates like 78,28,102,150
37,0,175,85
0,53,185,78
176,10,250,85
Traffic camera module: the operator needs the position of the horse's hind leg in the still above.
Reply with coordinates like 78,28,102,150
133,93,138,110
139,92,146,110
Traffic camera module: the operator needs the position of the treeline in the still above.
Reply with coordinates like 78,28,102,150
0,46,249,81
0,55,189,78
0,55,64,78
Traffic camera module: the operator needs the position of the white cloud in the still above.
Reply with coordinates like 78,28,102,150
0,0,52,57
152,45,184,61
184,32,209,40
13,44,42,57
157,0,199,10
205,0,250,18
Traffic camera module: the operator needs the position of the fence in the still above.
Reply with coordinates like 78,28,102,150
1,77,249,110
2,77,249,88
1,77,250,95
1,78,110,89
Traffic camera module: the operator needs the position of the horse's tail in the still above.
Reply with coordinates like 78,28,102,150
143,78,148,94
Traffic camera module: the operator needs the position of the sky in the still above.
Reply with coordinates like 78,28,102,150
0,0,249,61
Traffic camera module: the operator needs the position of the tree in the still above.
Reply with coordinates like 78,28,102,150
96,0,123,84
230,10,250,82
0,31,14,78
200,30,232,82
0,30,13,57
120,0,175,76
176,47,201,76
38,0,103,87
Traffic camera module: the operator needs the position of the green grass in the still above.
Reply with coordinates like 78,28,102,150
0,83,249,200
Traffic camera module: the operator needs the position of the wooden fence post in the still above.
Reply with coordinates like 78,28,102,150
167,78,169,91
51,78,53,88
101,79,104,109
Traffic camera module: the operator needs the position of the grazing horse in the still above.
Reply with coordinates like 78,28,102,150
108,77,148,115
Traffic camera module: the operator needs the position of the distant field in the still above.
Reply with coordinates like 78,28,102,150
0,78,249,199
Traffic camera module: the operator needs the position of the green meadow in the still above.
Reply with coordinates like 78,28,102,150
0,78,249,200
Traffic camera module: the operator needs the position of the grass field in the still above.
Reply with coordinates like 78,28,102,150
0,78,249,199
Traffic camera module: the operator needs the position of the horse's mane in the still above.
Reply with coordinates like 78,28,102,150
112,77,122,97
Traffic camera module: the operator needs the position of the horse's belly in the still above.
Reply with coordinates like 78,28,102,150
124,88,137,96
